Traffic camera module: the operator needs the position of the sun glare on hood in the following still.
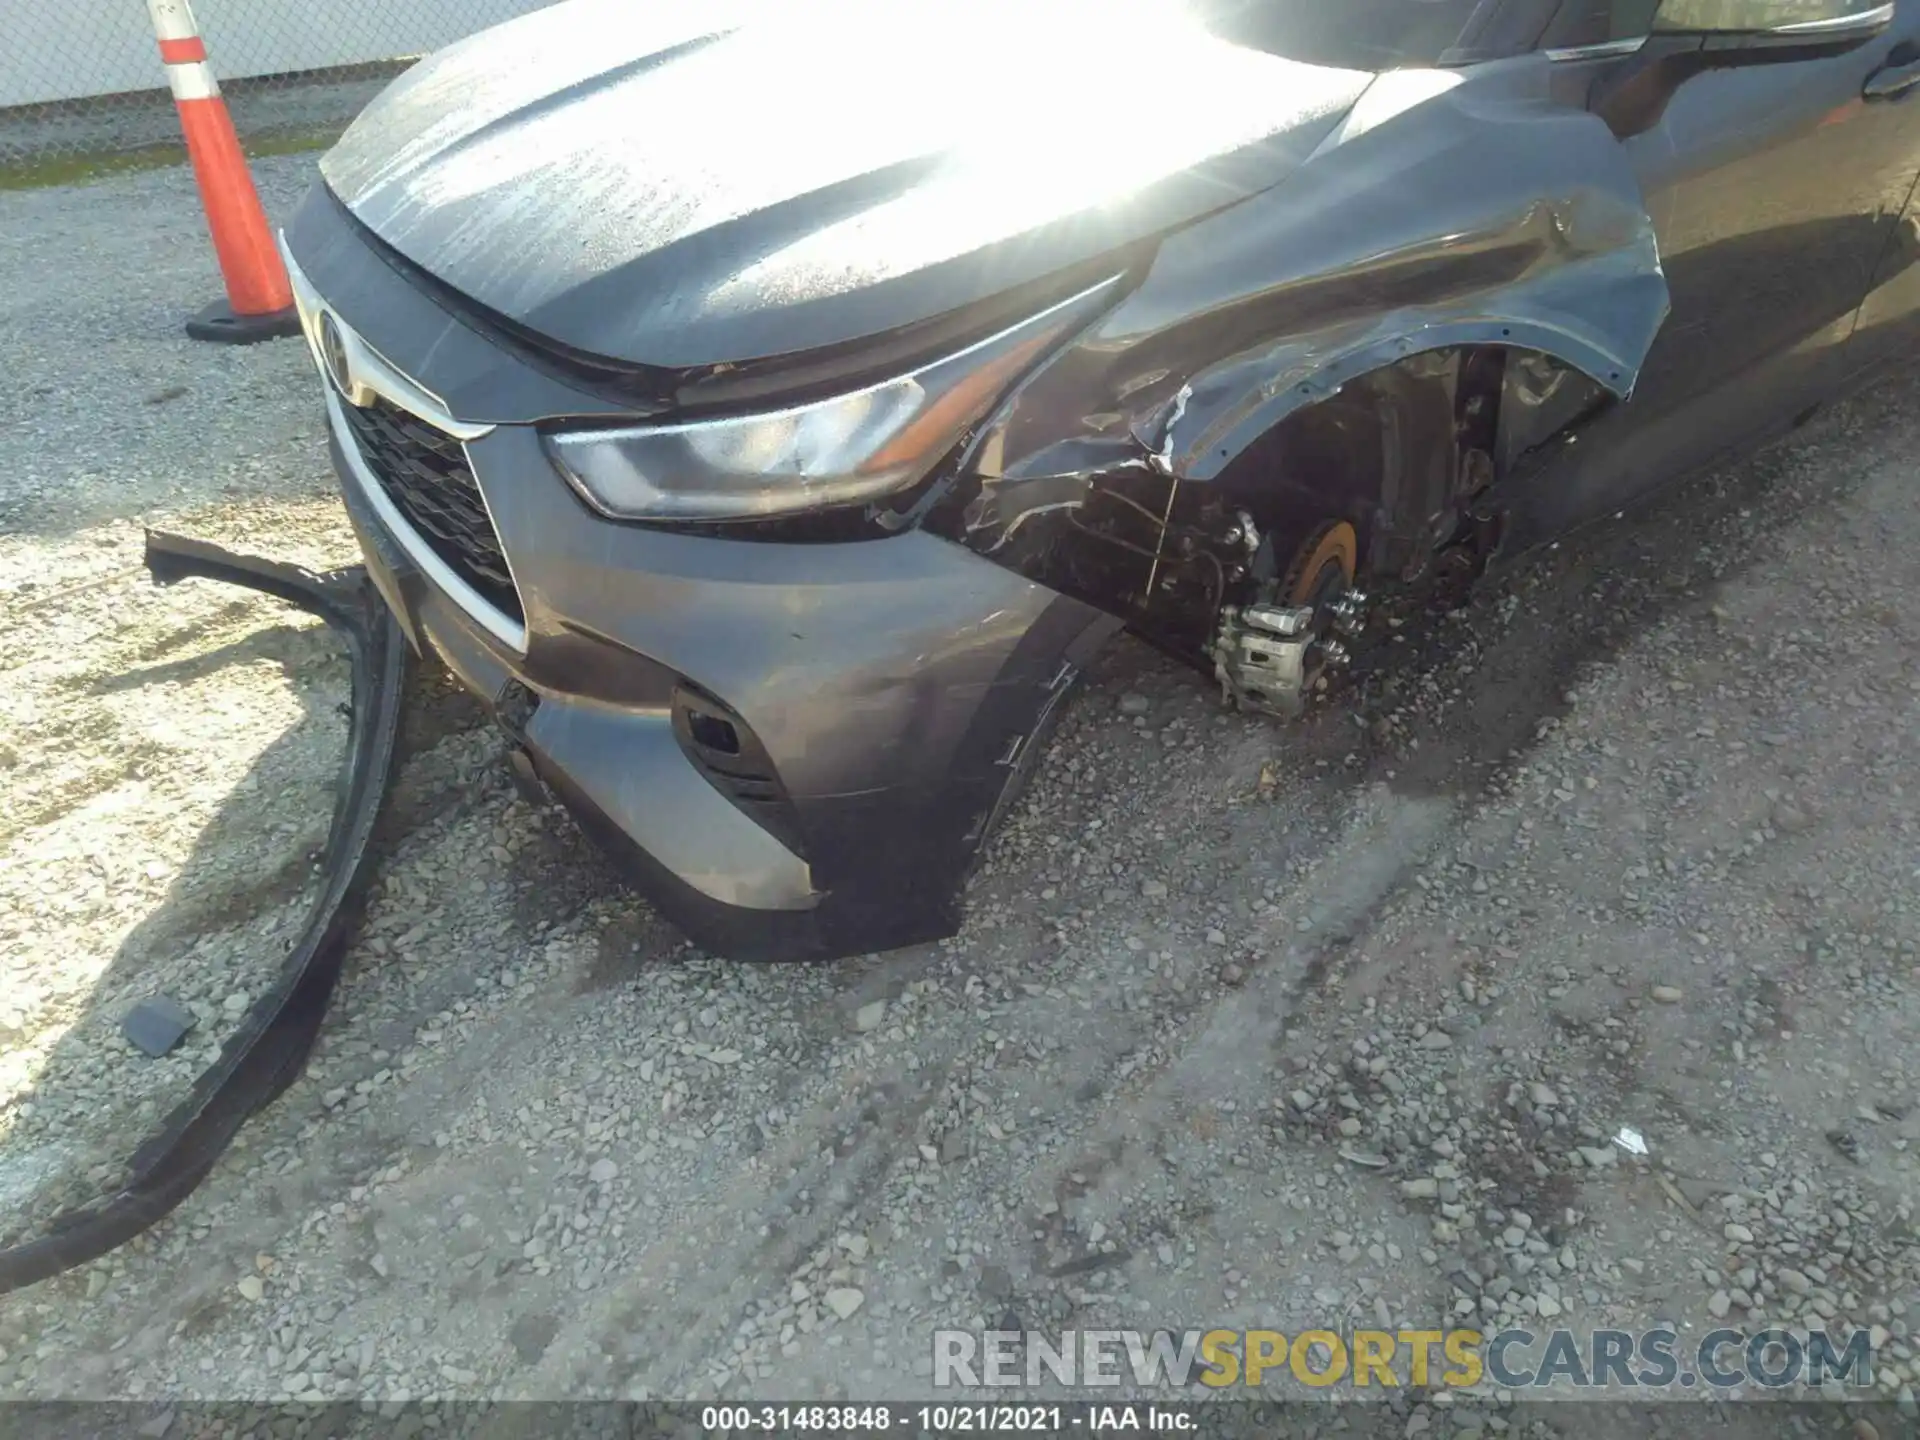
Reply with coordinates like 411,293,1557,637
319,0,1377,367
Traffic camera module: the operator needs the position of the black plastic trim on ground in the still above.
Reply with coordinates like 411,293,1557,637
0,531,407,1295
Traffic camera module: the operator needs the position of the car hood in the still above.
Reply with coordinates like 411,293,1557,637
319,0,1372,370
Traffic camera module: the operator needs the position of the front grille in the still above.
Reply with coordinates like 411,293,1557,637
337,397,522,624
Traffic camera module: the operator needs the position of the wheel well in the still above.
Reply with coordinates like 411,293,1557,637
1210,346,1605,581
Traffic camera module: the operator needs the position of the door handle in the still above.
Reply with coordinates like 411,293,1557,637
1865,57,1920,101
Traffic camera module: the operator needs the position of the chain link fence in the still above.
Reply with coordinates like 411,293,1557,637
3,1,564,174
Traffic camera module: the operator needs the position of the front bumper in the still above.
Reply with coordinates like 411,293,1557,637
283,181,1118,961
333,421,1113,960
324,376,1115,964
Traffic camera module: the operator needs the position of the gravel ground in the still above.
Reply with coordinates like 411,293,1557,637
2,158,1918,1430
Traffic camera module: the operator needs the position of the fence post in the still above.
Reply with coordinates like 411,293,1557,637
147,0,300,344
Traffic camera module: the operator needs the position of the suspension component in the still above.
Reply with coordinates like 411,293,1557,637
1210,603,1318,718
1209,520,1371,719
1329,589,1370,639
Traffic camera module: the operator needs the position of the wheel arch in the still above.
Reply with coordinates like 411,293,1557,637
1207,341,1613,582
944,81,1671,577
1173,320,1637,485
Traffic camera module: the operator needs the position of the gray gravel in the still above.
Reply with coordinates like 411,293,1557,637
2,158,1917,1426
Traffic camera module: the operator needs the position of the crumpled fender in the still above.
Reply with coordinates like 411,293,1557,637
0,535,406,1295
961,68,1671,518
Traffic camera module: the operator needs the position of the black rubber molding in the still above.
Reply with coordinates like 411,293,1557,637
0,532,408,1295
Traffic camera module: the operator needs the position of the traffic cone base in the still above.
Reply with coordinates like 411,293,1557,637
185,297,303,345
148,0,300,345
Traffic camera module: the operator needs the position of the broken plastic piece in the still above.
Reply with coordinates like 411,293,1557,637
1613,1125,1649,1156
0,532,408,1295
121,996,199,1058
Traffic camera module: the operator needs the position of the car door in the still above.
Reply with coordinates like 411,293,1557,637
1503,0,1920,542
1846,169,1920,372
1842,4,1920,376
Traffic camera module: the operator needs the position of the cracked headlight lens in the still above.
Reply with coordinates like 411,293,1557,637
544,278,1118,523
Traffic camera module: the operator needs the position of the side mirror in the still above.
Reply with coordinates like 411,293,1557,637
1596,0,1893,137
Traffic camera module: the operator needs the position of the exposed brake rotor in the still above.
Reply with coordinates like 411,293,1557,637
1282,518,1359,610
1280,518,1361,690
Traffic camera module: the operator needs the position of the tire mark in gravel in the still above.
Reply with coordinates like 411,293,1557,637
569,779,1466,1400
1022,790,1461,1234
0,563,148,623
1,736,174,839
478,1047,961,1412
515,701,1464,1402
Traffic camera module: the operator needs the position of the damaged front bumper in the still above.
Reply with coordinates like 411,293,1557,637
0,534,406,1296
278,176,1117,963
331,413,1118,963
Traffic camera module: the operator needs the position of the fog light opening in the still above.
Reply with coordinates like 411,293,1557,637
687,711,741,756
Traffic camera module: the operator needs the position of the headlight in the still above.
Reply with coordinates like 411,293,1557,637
544,277,1120,523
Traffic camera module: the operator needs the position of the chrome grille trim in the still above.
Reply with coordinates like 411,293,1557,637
281,232,529,653
324,388,530,653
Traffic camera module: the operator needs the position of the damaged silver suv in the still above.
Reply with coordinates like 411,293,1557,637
278,0,1920,960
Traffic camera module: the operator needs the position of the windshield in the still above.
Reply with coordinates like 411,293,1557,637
1195,0,1488,70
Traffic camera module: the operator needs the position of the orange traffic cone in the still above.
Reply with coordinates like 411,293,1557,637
147,0,300,344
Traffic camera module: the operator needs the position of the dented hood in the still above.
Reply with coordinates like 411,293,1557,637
318,0,1372,369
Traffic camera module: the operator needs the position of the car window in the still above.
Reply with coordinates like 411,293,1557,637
1539,0,1665,48
1193,0,1490,70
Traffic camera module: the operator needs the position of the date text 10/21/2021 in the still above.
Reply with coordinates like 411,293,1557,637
699,1404,1196,1434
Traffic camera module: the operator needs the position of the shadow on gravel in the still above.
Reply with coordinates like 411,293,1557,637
78,623,312,698
1346,366,1918,801
0,599,352,1278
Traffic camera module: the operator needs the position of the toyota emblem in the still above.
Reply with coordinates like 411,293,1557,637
318,311,353,398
